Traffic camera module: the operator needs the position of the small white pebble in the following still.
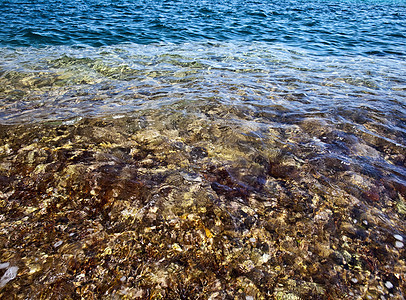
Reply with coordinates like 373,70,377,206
395,241,404,248
249,237,256,243
367,295,373,299
120,276,126,282
351,278,358,283
53,240,63,248
261,254,271,264
385,281,394,289
246,296,254,300
0,262,10,269
394,234,404,241
363,220,368,225
353,219,358,224
349,292,354,296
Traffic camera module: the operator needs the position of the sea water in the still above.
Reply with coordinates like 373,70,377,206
0,0,405,298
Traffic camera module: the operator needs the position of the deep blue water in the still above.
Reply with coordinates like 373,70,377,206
1,0,405,56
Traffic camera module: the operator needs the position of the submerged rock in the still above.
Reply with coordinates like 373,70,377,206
0,266,18,288
0,107,405,299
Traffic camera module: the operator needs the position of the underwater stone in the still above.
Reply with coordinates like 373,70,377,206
342,251,352,265
395,241,404,248
53,240,63,248
190,146,208,160
0,263,9,269
0,107,405,298
274,291,301,300
330,251,345,265
0,266,18,288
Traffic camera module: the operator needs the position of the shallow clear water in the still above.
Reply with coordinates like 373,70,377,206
1,43,405,124
0,0,405,299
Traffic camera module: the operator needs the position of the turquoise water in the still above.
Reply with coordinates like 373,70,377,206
0,0,406,298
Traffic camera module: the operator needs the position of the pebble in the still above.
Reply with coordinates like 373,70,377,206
261,254,271,264
385,281,393,289
0,262,10,269
53,240,63,248
394,234,403,241
181,172,202,182
172,243,183,252
0,266,18,288
395,241,404,248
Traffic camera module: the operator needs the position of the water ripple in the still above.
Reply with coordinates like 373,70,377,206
1,0,405,56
